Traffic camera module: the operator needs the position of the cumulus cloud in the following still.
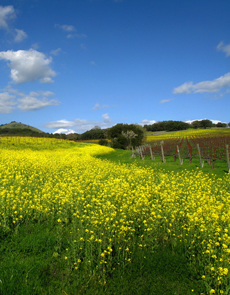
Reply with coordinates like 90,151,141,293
139,119,156,126
45,119,75,129
217,41,230,57
0,87,59,112
18,96,59,111
46,114,113,134
173,73,230,94
0,5,15,29
54,128,75,134
0,91,16,113
14,29,28,42
0,49,56,84
160,98,173,104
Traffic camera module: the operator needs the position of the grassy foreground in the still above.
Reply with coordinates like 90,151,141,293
1,138,230,294
96,148,229,179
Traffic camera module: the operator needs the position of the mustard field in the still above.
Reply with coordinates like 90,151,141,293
1,136,230,294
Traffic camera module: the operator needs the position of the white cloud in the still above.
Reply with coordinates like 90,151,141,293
55,24,76,32
40,77,54,84
139,119,156,126
67,33,87,39
54,128,75,134
55,24,86,39
14,29,28,42
0,91,16,113
217,41,230,57
31,43,40,49
0,49,56,84
173,73,230,94
173,82,193,94
0,5,15,30
73,119,98,132
45,119,75,129
0,87,59,112
50,48,62,56
18,96,59,111
102,113,111,123
46,115,113,134
92,103,100,110
92,102,109,110
160,98,173,104
90,61,96,66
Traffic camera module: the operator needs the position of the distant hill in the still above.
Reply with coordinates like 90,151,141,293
0,121,44,133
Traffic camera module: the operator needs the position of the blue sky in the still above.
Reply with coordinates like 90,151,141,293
0,0,229,134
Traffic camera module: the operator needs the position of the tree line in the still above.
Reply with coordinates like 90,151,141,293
144,119,229,131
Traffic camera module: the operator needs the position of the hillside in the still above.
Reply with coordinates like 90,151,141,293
0,121,44,133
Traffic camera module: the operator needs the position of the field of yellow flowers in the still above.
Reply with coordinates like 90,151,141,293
0,136,230,294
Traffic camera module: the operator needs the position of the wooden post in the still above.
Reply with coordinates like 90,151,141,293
177,145,183,165
149,145,154,160
160,141,166,163
131,146,136,158
197,144,204,168
226,145,229,170
141,146,144,160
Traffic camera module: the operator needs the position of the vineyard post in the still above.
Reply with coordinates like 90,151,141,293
227,145,230,173
173,146,177,162
131,146,136,158
138,146,144,160
160,141,166,163
197,144,204,168
177,145,183,165
149,145,154,160
141,146,145,160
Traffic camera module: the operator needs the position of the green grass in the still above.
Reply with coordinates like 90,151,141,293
96,148,229,179
0,221,202,295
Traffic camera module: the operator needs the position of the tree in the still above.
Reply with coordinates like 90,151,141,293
191,121,200,129
121,130,138,148
98,139,109,146
108,123,144,149
216,122,227,128
80,128,105,140
199,119,212,129
67,133,79,140
92,125,101,130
